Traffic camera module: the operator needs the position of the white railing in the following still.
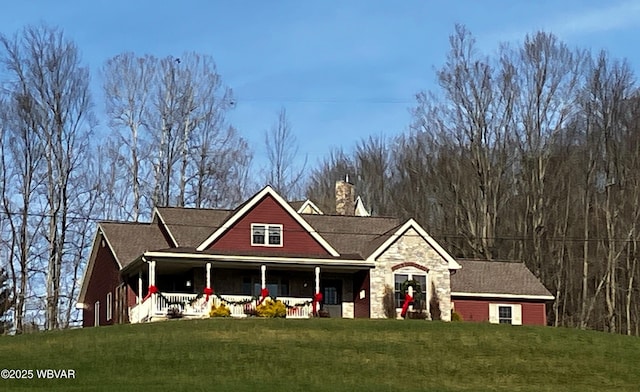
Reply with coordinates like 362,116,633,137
129,293,314,323
280,297,313,319
212,294,313,319
129,298,153,324
156,293,209,316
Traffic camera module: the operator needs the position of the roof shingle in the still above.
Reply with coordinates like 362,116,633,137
451,259,553,298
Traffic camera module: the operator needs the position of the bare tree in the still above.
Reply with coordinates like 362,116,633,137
103,52,250,211
0,25,94,330
103,53,155,221
264,107,306,199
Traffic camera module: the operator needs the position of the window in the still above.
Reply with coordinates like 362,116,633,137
323,286,339,305
252,225,265,244
489,304,522,325
394,273,427,309
394,274,409,308
94,301,100,327
498,306,511,324
242,277,289,297
268,226,281,245
251,224,283,247
106,292,112,321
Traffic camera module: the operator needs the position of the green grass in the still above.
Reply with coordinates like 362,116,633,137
1,319,639,391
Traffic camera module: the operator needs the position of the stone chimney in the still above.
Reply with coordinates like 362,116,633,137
335,177,355,215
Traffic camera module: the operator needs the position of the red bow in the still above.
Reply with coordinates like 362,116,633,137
204,287,213,301
312,292,323,316
142,285,158,302
400,294,413,318
257,288,270,305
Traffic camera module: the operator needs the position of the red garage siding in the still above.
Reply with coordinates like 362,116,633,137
452,298,547,326
82,234,122,327
353,270,370,318
209,194,331,256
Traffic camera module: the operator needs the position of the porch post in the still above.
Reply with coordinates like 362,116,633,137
150,260,156,311
137,271,142,305
314,266,320,295
261,265,266,289
206,262,211,288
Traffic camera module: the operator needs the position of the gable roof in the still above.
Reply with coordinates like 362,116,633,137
100,222,171,268
367,219,462,269
451,259,554,300
78,221,171,303
294,199,324,215
302,214,400,257
154,207,232,247
196,186,340,256
81,188,465,276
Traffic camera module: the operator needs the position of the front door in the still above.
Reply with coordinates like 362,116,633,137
321,279,342,318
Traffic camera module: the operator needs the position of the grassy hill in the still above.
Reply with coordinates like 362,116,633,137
0,318,639,391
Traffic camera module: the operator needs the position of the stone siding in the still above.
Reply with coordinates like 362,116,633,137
370,228,452,321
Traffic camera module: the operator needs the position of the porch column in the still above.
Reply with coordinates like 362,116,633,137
261,265,266,289
206,262,211,288
314,266,320,294
137,271,142,305
149,260,156,311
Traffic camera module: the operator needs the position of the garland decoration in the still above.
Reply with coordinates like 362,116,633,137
146,288,317,316
214,293,255,305
400,280,422,318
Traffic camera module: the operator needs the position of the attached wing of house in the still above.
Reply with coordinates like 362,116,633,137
450,259,554,325
78,182,552,327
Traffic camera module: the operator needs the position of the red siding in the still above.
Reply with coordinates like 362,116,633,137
209,195,330,255
452,298,548,326
353,270,370,318
82,234,121,327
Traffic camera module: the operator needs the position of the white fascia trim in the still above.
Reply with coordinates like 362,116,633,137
78,225,124,303
451,292,555,300
368,219,461,270
297,199,324,215
143,251,372,267
100,225,124,270
153,208,178,247
78,229,102,303
196,186,340,256
354,196,370,217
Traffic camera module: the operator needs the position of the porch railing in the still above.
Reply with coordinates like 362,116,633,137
212,295,313,319
128,293,314,323
156,293,210,316
129,297,153,323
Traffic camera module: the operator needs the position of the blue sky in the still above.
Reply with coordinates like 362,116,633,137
1,0,640,169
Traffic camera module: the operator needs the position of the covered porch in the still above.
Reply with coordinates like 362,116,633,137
125,254,372,323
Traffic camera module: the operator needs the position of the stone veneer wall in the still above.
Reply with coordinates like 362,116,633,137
370,227,452,321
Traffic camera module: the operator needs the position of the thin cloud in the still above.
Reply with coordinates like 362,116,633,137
551,0,640,36
481,1,640,47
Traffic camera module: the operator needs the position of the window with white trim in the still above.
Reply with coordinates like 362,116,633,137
498,305,511,324
489,303,522,325
106,292,112,321
251,224,282,246
393,273,427,309
94,301,100,327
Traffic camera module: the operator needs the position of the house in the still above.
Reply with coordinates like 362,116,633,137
451,259,554,325
77,180,553,327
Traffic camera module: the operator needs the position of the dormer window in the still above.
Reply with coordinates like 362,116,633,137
252,224,282,247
